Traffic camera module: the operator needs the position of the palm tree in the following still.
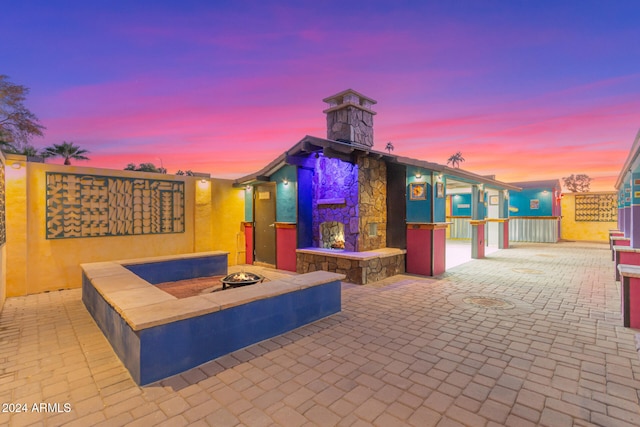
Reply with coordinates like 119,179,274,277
447,151,465,168
385,141,394,154
42,141,89,165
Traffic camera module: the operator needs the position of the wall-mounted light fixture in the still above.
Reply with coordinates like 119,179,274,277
415,171,422,179
436,174,443,182
245,185,252,191
283,178,289,186
11,162,21,169
200,178,207,184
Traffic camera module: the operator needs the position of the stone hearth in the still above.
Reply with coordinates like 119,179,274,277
296,247,405,285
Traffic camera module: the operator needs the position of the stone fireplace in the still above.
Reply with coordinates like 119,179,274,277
320,221,345,249
296,89,405,284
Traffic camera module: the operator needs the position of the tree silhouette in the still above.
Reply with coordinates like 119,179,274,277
447,151,465,168
42,141,89,165
125,162,167,173
563,174,592,192
0,75,45,150
385,142,394,154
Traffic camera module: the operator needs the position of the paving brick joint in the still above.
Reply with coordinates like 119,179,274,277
1,241,640,426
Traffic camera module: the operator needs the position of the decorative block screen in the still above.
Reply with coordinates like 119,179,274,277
0,158,5,245
574,193,617,222
46,172,185,239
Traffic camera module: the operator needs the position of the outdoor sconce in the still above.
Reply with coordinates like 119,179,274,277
11,162,21,169
415,172,422,179
200,178,207,184
245,185,251,191
283,178,289,186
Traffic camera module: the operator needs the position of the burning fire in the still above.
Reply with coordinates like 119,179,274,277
331,238,345,249
233,272,252,281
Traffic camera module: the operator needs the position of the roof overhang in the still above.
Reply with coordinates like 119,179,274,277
615,128,640,189
233,136,521,192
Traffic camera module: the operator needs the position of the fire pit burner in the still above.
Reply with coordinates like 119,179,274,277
220,272,264,289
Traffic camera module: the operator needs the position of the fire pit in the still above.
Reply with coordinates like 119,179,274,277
220,272,264,289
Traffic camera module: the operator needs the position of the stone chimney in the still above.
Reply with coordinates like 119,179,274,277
323,89,377,148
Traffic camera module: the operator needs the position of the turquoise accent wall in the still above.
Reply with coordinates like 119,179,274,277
500,192,509,218
244,187,253,222
509,188,553,216
624,183,631,207
273,165,297,223
406,166,432,223
452,194,472,216
433,175,446,222
632,173,640,205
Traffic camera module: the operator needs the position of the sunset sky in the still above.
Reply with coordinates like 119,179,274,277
3,1,640,190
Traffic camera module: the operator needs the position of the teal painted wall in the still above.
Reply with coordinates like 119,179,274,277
509,188,553,216
452,194,472,216
273,165,297,223
406,166,431,223
624,183,631,207
433,175,446,222
244,186,253,222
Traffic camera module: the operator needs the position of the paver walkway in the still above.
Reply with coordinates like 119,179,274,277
1,241,639,426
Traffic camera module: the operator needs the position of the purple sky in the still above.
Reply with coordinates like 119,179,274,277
3,0,640,190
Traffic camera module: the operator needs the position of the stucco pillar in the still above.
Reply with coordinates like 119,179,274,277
618,188,624,233
630,173,640,248
624,183,631,238
276,223,297,272
406,223,447,276
471,185,486,259
497,190,509,249
243,222,253,264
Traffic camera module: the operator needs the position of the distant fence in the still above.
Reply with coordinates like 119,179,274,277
509,217,559,243
447,216,471,239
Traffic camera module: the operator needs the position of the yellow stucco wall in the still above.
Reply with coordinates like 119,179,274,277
5,155,28,297
4,159,245,296
210,178,246,266
0,151,6,310
561,192,617,242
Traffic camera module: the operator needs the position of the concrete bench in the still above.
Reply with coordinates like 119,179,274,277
81,252,343,385
613,246,640,281
617,264,640,328
610,236,630,260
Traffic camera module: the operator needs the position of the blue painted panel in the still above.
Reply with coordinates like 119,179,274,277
273,165,297,223
297,167,314,248
433,177,446,222
629,175,640,205
245,187,253,222
82,275,142,384
509,188,553,216
406,166,432,223
124,255,228,284
624,184,631,207
138,281,341,385
452,194,472,216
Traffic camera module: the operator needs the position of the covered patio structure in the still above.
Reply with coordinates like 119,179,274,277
234,89,520,283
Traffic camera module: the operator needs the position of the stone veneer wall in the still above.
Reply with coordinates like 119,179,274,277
297,252,404,285
357,157,386,251
312,155,387,252
327,106,374,148
312,157,359,251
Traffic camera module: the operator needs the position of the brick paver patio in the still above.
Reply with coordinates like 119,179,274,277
1,241,640,426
